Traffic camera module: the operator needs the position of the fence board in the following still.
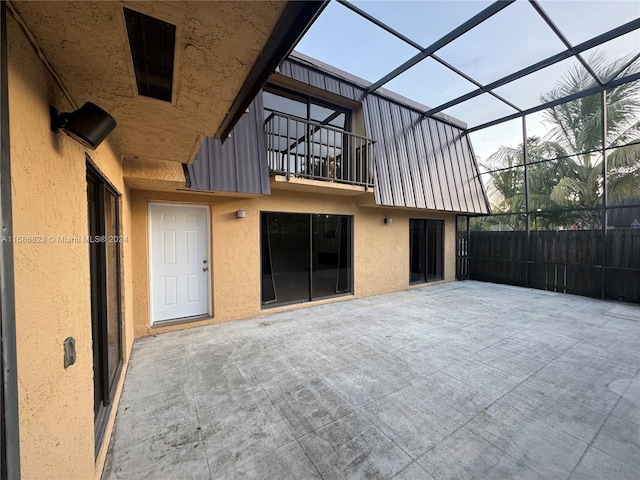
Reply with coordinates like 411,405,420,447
469,229,639,304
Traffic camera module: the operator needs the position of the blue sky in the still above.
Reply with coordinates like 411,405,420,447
294,0,640,163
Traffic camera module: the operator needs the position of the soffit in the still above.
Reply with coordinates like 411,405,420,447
10,0,288,163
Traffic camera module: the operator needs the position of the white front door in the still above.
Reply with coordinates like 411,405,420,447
149,203,210,323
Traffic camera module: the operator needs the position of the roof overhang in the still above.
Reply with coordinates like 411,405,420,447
8,0,327,163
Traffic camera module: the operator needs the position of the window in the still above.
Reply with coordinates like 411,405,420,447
410,219,444,284
261,212,352,306
87,161,123,455
263,86,373,185
263,85,350,130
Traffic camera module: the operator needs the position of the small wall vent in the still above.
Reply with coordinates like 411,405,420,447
123,8,176,102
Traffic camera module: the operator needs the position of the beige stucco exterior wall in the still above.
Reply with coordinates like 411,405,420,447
7,14,134,479
131,188,457,338
5,3,459,478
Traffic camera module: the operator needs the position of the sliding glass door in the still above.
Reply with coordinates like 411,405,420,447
261,212,352,306
410,219,444,284
87,162,122,454
261,212,311,305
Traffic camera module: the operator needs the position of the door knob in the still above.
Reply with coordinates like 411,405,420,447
203,267,209,271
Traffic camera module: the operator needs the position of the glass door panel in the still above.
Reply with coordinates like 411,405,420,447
104,192,122,393
312,215,352,299
427,220,444,281
262,212,353,307
410,219,444,284
410,219,426,284
262,212,311,306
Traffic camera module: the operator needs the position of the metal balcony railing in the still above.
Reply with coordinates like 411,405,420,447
265,112,375,187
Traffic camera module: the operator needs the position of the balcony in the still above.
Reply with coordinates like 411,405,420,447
265,112,375,188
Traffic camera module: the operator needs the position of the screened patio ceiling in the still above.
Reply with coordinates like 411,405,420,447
294,0,640,163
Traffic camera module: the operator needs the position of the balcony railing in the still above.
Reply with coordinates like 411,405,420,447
265,112,375,187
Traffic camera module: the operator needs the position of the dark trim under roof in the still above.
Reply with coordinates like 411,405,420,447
214,0,328,141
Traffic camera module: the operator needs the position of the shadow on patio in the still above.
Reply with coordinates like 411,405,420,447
103,281,639,479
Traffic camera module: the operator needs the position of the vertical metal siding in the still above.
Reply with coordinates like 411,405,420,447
186,94,270,194
324,77,341,95
450,127,475,213
449,126,475,213
362,96,392,205
390,102,417,208
233,119,255,193
308,69,326,90
439,123,463,210
410,111,437,210
461,136,486,213
402,109,427,209
290,62,310,84
324,76,343,96
435,121,460,211
455,129,477,213
276,57,490,214
378,99,406,206
277,58,364,102
418,120,444,210
443,123,468,212
339,82,358,101
464,136,491,213
425,119,454,211
279,59,292,77
219,135,239,190
256,93,271,194
361,91,488,213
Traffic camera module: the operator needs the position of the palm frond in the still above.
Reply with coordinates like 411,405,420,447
608,143,640,169
483,51,639,224
608,170,640,201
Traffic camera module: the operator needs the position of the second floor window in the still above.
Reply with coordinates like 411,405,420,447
263,86,350,131
262,85,373,186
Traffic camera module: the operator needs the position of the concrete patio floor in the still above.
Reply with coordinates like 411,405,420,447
103,281,640,480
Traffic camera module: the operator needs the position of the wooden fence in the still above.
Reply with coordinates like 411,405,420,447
468,229,640,304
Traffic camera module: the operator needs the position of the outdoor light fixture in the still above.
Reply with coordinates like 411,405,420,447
384,217,393,224
50,102,116,150
236,210,247,219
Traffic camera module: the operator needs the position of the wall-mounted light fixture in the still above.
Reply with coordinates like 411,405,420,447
236,210,247,219
51,102,116,150
384,217,393,224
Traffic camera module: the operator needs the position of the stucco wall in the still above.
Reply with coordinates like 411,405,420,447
8,14,134,479
6,4,456,478
131,188,457,337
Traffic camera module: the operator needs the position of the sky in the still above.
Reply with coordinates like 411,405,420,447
294,0,640,164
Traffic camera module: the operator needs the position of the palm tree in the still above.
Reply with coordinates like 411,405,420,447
543,53,640,227
482,137,573,229
484,52,640,229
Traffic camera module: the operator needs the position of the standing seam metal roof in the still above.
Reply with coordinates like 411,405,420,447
278,55,490,214
186,93,270,195
186,53,490,214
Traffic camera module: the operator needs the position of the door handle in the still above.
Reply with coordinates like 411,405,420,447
203,267,209,272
